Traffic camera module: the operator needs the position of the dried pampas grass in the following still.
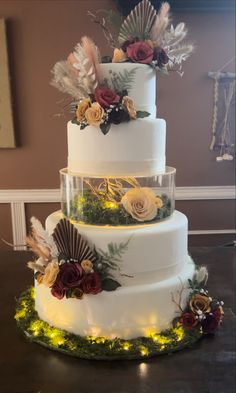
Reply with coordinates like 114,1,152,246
51,36,101,100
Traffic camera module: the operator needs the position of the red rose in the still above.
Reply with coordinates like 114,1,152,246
126,41,154,64
55,262,84,291
121,37,138,52
201,314,220,335
212,306,224,323
95,87,120,108
180,312,198,330
81,272,102,295
154,48,169,68
51,281,65,300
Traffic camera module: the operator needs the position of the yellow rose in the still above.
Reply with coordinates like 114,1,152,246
42,260,59,287
36,273,44,284
145,39,155,49
122,96,136,119
81,259,94,274
112,48,127,63
121,187,157,222
85,102,104,126
190,294,211,314
76,98,91,122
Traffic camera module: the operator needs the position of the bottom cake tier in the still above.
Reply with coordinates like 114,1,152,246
35,258,195,339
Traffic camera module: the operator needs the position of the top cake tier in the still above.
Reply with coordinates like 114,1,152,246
67,63,166,177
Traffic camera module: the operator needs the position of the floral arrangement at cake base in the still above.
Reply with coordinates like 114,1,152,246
15,270,224,360
26,217,132,299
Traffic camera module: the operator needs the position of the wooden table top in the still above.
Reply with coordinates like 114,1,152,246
0,247,235,393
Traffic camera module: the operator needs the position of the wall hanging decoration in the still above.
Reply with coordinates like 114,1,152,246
0,19,15,148
208,57,235,162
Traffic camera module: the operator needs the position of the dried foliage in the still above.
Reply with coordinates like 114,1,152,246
51,36,101,99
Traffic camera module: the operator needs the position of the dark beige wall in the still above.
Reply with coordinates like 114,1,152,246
0,0,235,248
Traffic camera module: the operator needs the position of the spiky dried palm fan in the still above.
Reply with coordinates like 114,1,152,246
52,218,96,263
117,0,193,71
118,0,158,43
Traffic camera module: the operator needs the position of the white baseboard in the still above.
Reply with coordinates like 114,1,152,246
0,186,235,248
0,185,235,203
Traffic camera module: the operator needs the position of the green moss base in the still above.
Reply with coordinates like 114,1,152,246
63,192,172,226
15,287,203,360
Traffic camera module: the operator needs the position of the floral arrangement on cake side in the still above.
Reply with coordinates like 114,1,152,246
26,217,130,300
172,267,224,335
89,0,194,73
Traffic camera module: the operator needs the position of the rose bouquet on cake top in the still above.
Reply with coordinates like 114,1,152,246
51,1,193,134
51,36,149,134
89,0,194,74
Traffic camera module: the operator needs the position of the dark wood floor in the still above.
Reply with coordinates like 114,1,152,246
0,247,235,393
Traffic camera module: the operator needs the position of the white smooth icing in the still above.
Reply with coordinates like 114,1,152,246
67,118,166,176
100,63,156,117
35,259,195,339
46,210,188,286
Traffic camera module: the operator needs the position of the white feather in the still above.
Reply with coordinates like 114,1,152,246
150,2,170,42
30,217,58,258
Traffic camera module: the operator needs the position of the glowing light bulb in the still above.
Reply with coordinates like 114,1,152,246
173,326,185,341
140,346,149,356
96,337,106,344
103,201,118,209
123,342,132,351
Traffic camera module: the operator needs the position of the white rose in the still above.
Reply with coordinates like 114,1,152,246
121,187,157,222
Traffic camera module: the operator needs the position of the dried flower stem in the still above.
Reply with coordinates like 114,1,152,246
88,11,117,48
171,279,185,313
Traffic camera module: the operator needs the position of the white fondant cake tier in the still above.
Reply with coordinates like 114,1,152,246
67,118,166,176
46,210,188,287
100,63,156,117
35,259,195,339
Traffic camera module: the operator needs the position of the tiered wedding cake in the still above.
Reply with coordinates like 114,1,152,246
36,61,195,339
16,1,223,359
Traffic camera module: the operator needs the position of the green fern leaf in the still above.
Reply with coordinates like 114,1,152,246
110,68,138,94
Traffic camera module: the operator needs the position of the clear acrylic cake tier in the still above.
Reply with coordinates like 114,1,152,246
60,167,176,226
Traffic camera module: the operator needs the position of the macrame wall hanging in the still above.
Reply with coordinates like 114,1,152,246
208,56,235,162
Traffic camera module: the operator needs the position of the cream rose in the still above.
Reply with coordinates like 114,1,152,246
42,260,59,287
122,96,136,119
155,196,163,208
190,294,211,315
76,98,91,122
112,48,127,63
121,187,157,221
81,259,94,274
85,102,104,126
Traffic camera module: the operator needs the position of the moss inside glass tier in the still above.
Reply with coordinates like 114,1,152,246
62,190,172,226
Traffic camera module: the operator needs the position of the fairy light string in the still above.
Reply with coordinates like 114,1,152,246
15,287,202,360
